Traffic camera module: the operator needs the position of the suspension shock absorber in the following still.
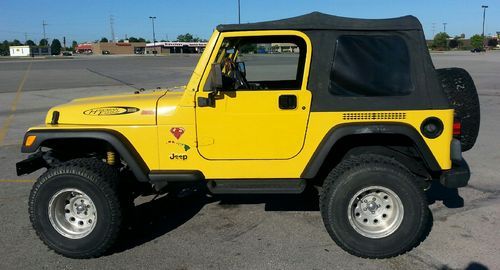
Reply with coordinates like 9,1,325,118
106,150,116,166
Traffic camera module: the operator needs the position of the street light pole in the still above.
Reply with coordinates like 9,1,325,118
482,5,488,36
443,22,447,33
149,16,157,55
238,0,241,24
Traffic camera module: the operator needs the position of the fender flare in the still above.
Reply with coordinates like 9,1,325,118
21,129,150,182
300,123,441,179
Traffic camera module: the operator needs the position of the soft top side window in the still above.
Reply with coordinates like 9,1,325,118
329,35,413,97
206,35,307,91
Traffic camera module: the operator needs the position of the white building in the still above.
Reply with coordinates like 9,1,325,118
9,46,31,57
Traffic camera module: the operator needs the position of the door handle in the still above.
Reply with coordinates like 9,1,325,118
279,95,297,110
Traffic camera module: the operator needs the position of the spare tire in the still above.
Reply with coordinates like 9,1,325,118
436,68,480,152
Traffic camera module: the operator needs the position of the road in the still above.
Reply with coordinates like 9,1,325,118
0,52,499,270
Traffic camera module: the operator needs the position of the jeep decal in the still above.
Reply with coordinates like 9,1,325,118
83,107,140,116
169,153,188,160
170,127,185,139
167,140,191,151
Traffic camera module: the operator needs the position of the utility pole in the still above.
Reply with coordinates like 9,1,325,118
42,20,48,41
482,5,488,36
443,22,447,33
149,16,157,55
63,36,66,49
238,0,241,24
110,15,116,42
432,23,436,37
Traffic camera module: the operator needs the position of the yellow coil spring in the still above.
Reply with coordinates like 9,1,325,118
106,151,116,166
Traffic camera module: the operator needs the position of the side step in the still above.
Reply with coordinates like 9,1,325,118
207,179,306,194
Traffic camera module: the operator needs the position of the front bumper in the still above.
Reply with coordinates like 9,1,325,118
16,151,47,176
439,159,470,188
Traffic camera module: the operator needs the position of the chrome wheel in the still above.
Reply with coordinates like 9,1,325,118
347,186,404,239
48,188,97,239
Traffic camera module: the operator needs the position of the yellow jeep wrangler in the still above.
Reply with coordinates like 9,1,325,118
17,12,480,259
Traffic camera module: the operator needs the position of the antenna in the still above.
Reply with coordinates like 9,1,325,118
42,20,48,41
110,15,116,42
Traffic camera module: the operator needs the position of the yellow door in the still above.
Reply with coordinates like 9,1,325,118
195,31,312,160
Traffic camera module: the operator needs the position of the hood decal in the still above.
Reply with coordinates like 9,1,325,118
83,107,140,116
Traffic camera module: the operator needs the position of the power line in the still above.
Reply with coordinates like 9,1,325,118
110,15,116,42
42,20,48,40
238,0,241,24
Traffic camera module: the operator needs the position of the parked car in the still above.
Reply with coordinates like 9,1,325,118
18,12,479,259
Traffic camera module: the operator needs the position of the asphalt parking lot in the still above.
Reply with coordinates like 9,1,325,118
0,52,499,269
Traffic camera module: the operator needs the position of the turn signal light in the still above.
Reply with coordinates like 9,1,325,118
25,135,36,147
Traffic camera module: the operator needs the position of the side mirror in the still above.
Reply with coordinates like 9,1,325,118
210,63,223,91
237,61,246,77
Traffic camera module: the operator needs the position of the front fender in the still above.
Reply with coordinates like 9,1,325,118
20,129,150,182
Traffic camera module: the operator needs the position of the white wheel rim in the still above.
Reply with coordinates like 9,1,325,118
48,188,97,239
347,186,404,239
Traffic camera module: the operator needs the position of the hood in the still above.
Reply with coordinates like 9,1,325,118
46,90,184,125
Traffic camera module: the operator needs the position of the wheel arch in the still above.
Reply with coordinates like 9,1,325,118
21,129,150,182
301,123,441,180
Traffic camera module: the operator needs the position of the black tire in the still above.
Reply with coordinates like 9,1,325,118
29,158,122,258
320,154,429,258
436,67,480,151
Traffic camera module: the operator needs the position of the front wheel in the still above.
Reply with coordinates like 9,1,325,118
29,158,122,258
320,154,430,258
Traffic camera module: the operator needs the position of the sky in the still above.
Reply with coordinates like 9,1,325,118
0,0,498,44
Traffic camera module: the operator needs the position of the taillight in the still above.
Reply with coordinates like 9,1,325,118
453,120,461,136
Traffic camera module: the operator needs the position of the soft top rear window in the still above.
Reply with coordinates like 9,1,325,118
329,35,413,97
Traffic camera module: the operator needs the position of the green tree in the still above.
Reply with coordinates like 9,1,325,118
118,39,124,42
470,34,484,49
72,40,78,49
51,39,62,55
26,40,36,46
137,37,146,42
11,39,23,46
128,37,138,42
176,33,194,42
0,40,9,56
100,37,109,43
39,39,49,46
432,32,450,49
240,43,257,53
448,39,458,49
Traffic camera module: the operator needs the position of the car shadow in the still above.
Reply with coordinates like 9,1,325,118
109,187,320,255
110,193,211,254
109,184,458,256
425,182,465,208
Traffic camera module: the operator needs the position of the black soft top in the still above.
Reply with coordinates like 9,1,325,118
217,12,422,32
217,12,449,111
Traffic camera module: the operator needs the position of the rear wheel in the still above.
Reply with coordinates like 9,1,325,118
436,67,480,151
29,158,122,258
320,154,429,258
